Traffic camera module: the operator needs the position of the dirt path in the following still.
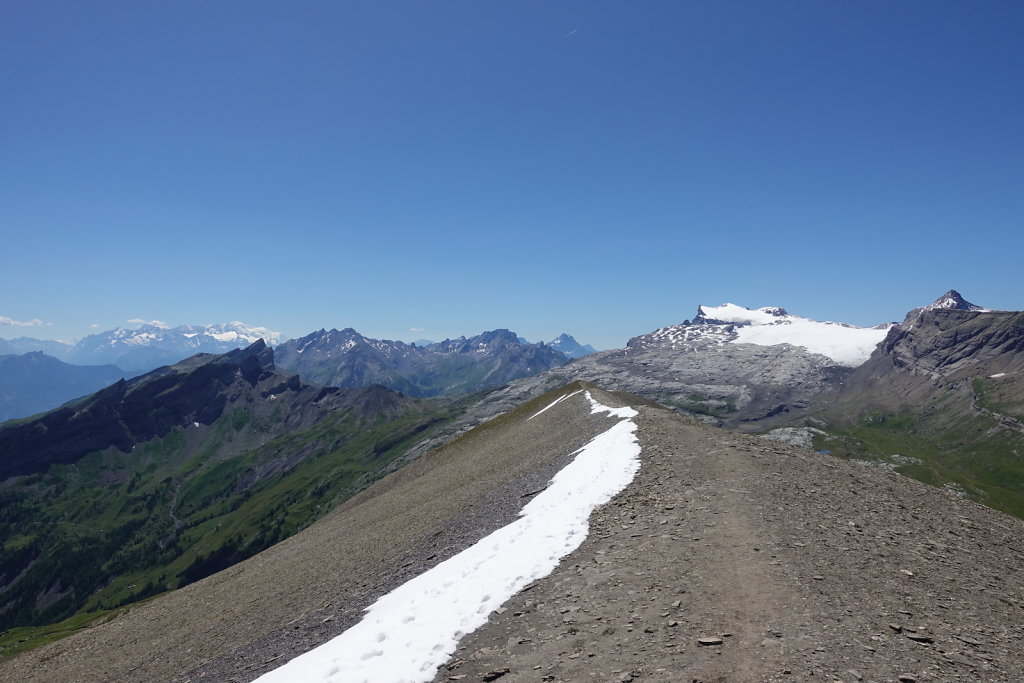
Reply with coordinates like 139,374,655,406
437,404,1024,682
2,390,1021,683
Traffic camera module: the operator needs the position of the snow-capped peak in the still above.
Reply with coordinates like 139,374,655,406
199,321,284,346
693,303,790,326
924,290,986,312
547,333,597,359
638,303,892,367
103,321,283,347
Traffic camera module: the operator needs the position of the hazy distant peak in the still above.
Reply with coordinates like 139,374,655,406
547,334,597,359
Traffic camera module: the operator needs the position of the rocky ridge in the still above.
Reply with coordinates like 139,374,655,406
450,303,876,431
820,294,1024,419
441,402,1024,683
3,384,1020,682
0,341,448,632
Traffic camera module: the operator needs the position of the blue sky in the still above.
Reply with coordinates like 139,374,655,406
3,1,1022,350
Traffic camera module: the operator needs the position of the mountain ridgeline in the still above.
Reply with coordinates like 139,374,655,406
274,328,569,397
441,292,1024,519
5,382,1022,682
2,290,1023,671
0,353,125,423
0,322,282,374
0,341,457,633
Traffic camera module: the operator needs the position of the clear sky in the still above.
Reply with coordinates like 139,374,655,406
3,1,1022,350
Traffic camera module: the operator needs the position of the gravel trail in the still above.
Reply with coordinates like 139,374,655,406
438,404,1024,682
2,387,1021,683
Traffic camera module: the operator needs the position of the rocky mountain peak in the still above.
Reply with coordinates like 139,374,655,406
547,334,597,359
925,289,985,312
475,329,520,345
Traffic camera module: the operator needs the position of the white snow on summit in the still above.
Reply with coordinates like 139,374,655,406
696,303,789,326
201,321,284,345
645,303,891,367
731,313,890,366
255,391,641,683
923,290,988,313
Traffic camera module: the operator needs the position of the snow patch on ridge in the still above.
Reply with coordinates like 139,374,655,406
529,389,584,420
255,391,641,683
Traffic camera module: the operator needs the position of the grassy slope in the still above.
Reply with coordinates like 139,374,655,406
810,381,1024,520
0,399,456,656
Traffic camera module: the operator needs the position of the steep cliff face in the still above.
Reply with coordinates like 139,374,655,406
810,296,1024,519
826,304,1024,417
880,307,1024,378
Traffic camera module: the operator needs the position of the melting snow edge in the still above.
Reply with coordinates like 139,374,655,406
255,391,641,683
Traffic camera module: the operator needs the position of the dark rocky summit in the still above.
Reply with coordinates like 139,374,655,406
923,289,987,312
821,296,1024,419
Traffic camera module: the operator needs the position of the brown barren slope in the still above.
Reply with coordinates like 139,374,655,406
2,385,1022,682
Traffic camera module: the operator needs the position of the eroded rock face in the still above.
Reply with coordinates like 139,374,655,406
879,307,1024,379
820,301,1024,421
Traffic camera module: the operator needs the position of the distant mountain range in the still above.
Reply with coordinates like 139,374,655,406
274,328,569,397
0,324,598,422
2,289,1024,673
0,353,125,422
1,322,282,373
0,337,74,358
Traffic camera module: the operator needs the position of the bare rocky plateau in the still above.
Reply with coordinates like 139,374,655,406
2,385,1021,683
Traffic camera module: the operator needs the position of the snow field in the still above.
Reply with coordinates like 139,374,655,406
528,389,583,420
732,317,889,366
255,391,641,683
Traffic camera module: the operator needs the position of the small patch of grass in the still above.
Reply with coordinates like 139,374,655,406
0,607,126,660
811,406,1024,520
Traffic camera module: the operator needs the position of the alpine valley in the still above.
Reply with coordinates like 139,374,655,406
1,291,1022,682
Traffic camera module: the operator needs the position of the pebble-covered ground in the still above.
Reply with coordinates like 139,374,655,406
1,386,1021,683
438,403,1024,683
